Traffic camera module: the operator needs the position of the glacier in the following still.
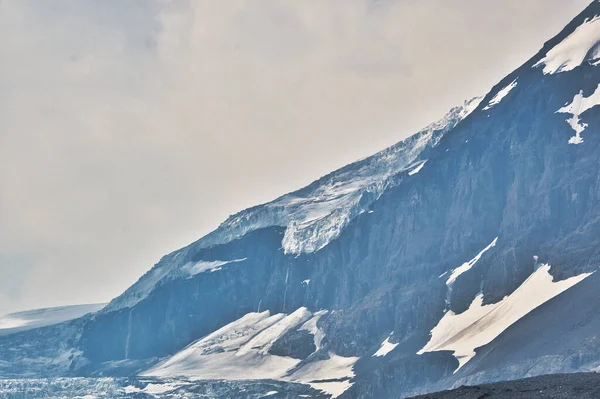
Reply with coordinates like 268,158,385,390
104,96,483,313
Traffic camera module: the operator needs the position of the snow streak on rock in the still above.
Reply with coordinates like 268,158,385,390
446,238,498,287
483,80,518,110
373,335,398,357
556,84,600,144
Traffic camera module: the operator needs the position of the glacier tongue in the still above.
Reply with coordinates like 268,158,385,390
198,96,483,256
105,97,482,312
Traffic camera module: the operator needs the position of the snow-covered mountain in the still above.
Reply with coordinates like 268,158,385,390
3,1,600,398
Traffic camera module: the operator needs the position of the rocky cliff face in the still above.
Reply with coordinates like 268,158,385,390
3,2,600,398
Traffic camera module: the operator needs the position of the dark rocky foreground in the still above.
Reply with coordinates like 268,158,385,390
411,373,600,399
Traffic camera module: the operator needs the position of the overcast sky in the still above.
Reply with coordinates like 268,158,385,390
0,0,591,313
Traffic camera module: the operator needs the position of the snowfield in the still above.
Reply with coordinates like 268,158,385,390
143,307,357,398
373,335,399,358
534,15,600,74
419,264,593,371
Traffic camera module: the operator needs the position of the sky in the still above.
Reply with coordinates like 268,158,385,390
0,0,592,313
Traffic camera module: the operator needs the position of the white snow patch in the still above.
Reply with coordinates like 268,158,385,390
446,238,498,286
483,80,518,110
408,160,427,176
181,258,247,277
263,392,278,397
144,383,177,394
288,352,359,399
419,264,593,371
556,84,600,144
122,383,178,395
534,15,600,74
299,310,328,351
122,386,142,394
308,381,353,399
373,335,398,357
0,304,106,336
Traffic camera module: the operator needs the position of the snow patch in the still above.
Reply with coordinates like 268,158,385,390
556,84,600,144
483,80,518,110
181,258,247,277
446,238,498,286
419,264,593,371
288,353,359,399
373,335,398,357
534,15,600,74
299,310,328,351
408,160,427,176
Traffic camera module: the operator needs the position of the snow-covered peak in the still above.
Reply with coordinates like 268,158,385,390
534,15,600,74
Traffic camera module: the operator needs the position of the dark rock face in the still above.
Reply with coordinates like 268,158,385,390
269,329,316,360
3,2,600,398
409,373,600,399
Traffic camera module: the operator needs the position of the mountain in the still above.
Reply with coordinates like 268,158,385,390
3,1,600,398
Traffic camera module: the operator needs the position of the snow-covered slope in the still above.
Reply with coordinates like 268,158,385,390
0,304,105,336
419,265,592,371
144,307,358,398
534,14,600,74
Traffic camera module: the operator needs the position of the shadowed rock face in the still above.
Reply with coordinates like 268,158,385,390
409,373,600,399
3,2,600,398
